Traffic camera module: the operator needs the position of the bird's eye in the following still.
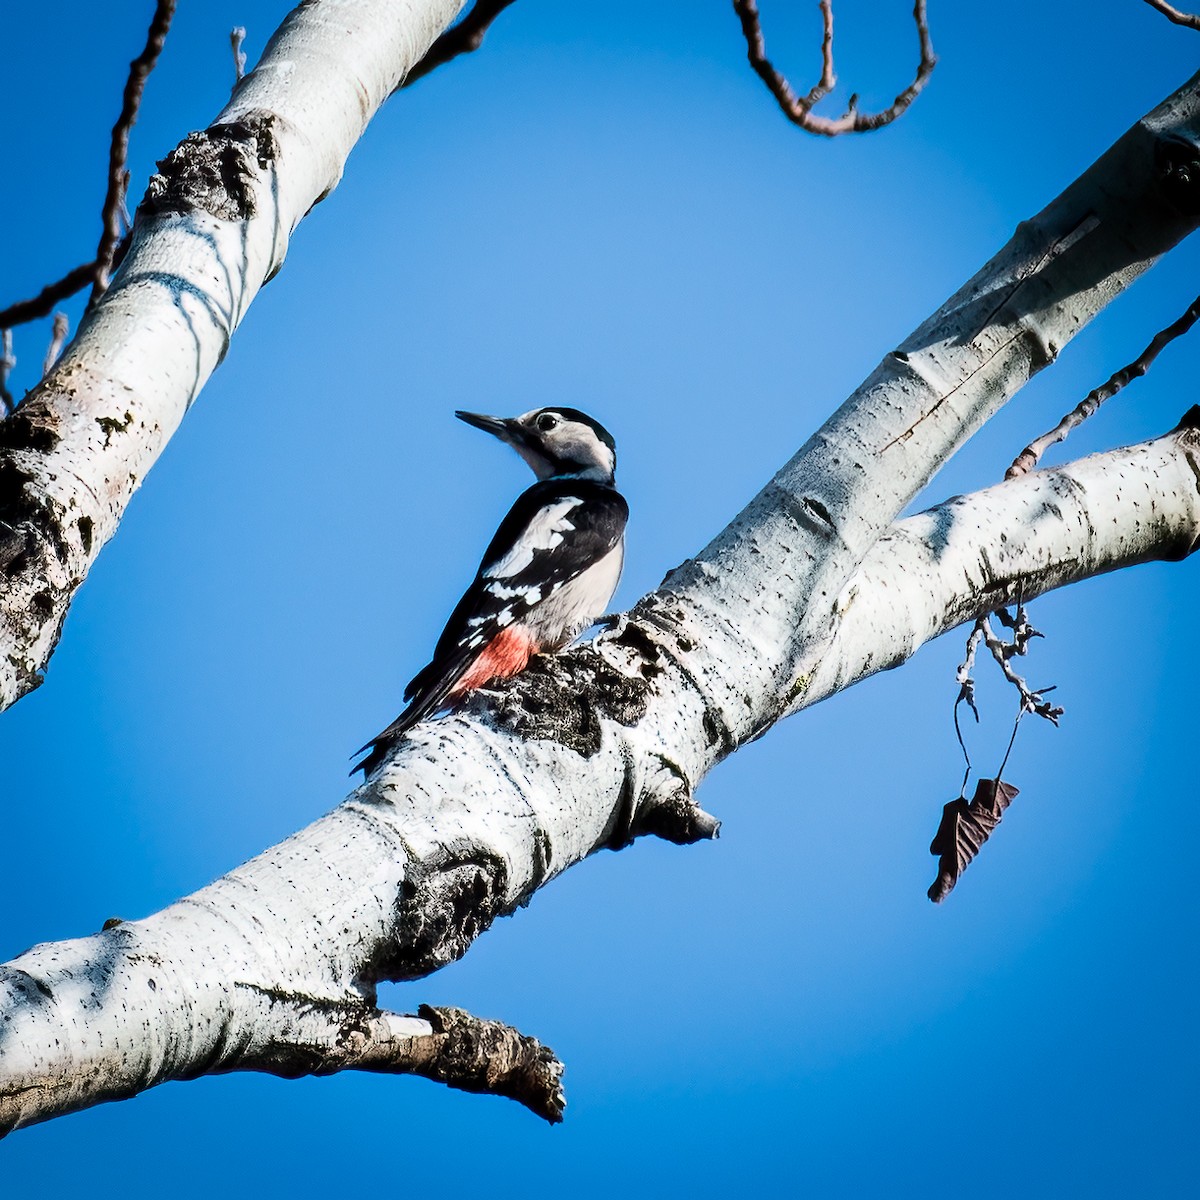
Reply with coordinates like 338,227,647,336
536,413,558,433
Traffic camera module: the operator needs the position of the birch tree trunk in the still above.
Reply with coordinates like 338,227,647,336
0,0,465,708
2,49,1199,1131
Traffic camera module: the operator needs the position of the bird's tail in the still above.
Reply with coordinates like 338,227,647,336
350,648,479,777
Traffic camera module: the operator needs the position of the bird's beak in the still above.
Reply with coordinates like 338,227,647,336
455,410,524,446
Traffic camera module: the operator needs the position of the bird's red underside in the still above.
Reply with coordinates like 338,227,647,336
450,625,537,698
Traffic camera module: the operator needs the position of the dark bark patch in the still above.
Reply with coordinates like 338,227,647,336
141,113,278,223
95,411,133,448
1157,133,1200,215
481,623,661,759
383,850,509,981
0,409,61,455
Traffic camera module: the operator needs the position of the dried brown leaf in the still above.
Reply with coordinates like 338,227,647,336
927,778,1018,902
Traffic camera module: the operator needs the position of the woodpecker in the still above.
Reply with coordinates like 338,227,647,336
354,406,628,776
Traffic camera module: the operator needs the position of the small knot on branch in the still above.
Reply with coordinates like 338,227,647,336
636,789,722,845
627,754,720,846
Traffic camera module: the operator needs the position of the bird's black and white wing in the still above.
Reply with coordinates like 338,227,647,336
423,478,628,670
353,479,627,774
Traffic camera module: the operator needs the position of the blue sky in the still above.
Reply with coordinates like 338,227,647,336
3,1,1199,1195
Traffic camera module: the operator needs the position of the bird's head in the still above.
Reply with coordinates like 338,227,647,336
455,407,617,484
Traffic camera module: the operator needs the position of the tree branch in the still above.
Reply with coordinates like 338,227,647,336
0,2,174,333
91,0,177,303
399,0,517,90
1008,290,1200,477
732,0,936,136
3,13,1200,1137
0,263,100,330
782,416,1200,715
3,419,1197,1135
0,0,468,708
1144,0,1200,31
236,997,565,1123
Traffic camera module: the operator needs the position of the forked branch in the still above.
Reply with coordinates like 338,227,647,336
732,0,936,136
0,1,175,333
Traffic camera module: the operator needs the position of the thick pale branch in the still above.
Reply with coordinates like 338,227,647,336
3,421,1196,1135
794,416,1200,712
4,27,1200,1142
649,72,1200,756
0,0,467,709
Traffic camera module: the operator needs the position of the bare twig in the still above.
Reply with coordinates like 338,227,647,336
952,619,986,796
398,0,518,91
732,0,936,137
1008,292,1200,477
954,621,985,724
91,0,176,303
0,330,15,418
0,263,100,330
804,0,836,110
978,610,1063,726
42,314,69,378
1143,0,1200,30
230,26,247,82
0,3,175,327
950,603,1058,806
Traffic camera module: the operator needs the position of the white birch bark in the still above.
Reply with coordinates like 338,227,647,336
3,6,1200,1138
0,0,465,708
2,422,1197,1134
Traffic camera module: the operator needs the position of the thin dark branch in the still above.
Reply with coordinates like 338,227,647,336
1143,0,1200,30
1007,292,1200,477
0,263,98,330
0,3,175,329
91,0,177,303
398,0,518,91
732,0,936,137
